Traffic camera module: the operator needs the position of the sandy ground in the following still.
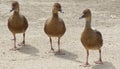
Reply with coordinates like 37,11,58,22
0,0,120,69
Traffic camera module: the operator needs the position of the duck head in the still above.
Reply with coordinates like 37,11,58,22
79,9,91,19
52,3,64,14
10,1,19,12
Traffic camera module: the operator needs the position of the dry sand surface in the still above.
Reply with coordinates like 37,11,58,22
0,0,120,69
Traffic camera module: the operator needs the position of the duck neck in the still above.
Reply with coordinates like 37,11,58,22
85,17,91,29
13,9,19,15
52,8,59,18
52,13,58,18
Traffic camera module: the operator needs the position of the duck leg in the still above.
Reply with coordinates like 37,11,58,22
49,37,54,53
95,49,103,64
58,37,60,52
10,33,17,51
81,49,90,67
23,33,25,46
55,37,65,55
84,49,90,67
18,33,25,46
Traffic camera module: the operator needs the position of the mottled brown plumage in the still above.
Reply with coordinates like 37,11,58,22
44,3,66,55
8,1,28,50
80,9,103,67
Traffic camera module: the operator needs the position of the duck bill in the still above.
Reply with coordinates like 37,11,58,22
79,14,85,19
10,9,13,12
10,7,14,12
59,9,64,13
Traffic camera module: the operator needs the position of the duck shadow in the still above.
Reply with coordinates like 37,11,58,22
18,44,39,56
92,62,116,69
54,49,81,63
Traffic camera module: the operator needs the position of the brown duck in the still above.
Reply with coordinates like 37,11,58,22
80,9,103,67
44,3,66,55
8,1,28,50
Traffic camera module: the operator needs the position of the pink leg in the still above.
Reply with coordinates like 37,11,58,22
48,37,54,53
80,49,90,67
85,50,90,67
18,33,25,46
95,49,103,64
10,34,18,51
55,37,65,55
